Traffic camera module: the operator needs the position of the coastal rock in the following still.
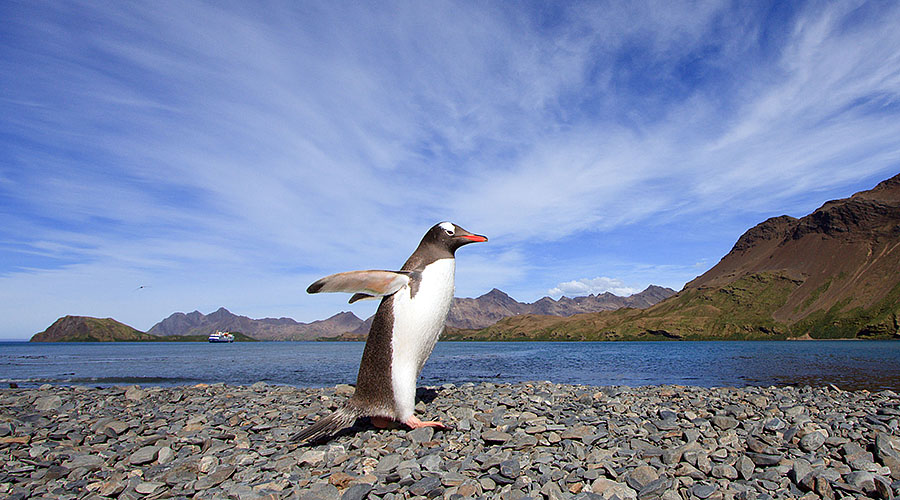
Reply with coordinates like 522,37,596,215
799,431,826,452
34,395,62,411
129,445,159,465
2,382,899,500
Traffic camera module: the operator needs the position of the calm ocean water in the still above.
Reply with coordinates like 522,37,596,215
1,341,898,391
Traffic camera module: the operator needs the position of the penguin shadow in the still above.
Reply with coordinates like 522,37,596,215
295,386,448,446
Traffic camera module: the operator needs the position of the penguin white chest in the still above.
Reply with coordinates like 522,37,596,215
389,258,455,418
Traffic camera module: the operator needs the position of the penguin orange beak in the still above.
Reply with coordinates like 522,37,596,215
460,234,488,243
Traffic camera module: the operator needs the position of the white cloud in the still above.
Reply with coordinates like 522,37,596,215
549,277,640,298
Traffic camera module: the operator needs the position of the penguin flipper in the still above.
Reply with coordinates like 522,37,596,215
307,270,410,297
291,405,360,444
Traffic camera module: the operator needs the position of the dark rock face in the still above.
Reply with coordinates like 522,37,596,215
731,215,798,253
446,286,676,330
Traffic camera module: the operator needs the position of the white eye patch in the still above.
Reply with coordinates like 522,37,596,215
439,222,455,234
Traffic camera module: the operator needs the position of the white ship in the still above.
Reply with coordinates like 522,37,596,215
208,331,235,343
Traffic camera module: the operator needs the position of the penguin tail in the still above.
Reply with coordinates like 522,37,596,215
291,405,360,444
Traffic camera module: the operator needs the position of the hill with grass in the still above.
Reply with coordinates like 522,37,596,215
447,173,900,341
31,316,157,342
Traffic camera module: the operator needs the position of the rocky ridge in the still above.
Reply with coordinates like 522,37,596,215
2,382,899,499
447,286,675,330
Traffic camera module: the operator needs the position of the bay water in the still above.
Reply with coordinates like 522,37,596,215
1,340,898,391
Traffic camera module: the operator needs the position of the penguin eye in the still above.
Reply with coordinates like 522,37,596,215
444,228,454,236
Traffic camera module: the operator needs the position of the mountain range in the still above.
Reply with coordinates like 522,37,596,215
452,173,900,341
146,285,675,341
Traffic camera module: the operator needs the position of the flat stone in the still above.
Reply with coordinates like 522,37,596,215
799,431,826,452
746,437,777,454
194,465,235,490
409,476,441,496
712,464,737,479
301,482,341,500
97,480,125,497
135,482,165,495
125,386,146,401
591,478,636,499
375,454,401,473
329,472,356,488
441,471,467,487
764,417,786,431
560,425,593,440
64,454,105,471
340,483,373,500
638,477,668,499
661,446,684,465
419,453,442,472
299,449,326,466
625,465,659,491
334,384,355,396
105,420,130,436
845,471,876,493
482,429,512,443
747,452,782,466
712,415,738,430
790,458,813,485
44,465,70,481
129,445,160,465
691,483,717,499
736,455,755,480
408,426,434,443
157,446,174,464
875,432,900,479
814,476,835,499
499,459,521,479
34,396,62,411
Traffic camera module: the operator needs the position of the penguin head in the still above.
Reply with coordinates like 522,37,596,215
427,221,488,254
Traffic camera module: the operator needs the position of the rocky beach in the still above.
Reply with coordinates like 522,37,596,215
2,382,899,500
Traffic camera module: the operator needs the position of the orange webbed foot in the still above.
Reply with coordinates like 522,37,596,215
404,414,450,430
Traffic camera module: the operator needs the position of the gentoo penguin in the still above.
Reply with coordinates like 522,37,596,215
294,222,487,443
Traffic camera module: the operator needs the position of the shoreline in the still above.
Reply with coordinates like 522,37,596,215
2,382,899,499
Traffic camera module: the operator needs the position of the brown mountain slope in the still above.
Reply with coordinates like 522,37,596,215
462,173,900,341
687,173,900,325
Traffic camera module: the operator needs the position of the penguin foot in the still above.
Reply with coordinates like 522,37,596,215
404,415,449,430
370,416,398,429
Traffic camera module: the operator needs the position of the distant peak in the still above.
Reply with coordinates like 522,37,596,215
329,311,361,320
481,288,511,298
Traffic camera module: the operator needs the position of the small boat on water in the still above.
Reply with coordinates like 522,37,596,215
208,331,235,343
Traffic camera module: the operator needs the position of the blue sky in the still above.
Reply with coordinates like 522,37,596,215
2,1,899,340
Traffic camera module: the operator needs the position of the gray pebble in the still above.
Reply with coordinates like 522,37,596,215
691,483,717,499
341,483,373,500
799,431,826,452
